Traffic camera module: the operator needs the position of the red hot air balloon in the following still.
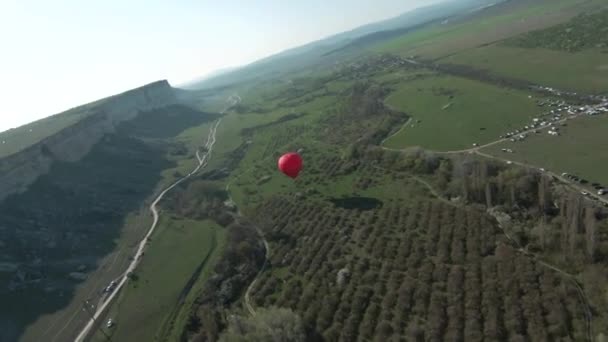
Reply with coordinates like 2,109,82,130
278,152,303,179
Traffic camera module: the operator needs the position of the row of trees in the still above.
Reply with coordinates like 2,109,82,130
505,10,608,53
247,193,587,340
359,148,608,268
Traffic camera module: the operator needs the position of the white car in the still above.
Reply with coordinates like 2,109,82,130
506,161,513,165
539,168,545,172
107,319,114,328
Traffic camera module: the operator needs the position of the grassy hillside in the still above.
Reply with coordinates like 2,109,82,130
2,105,217,342
435,3,608,93
186,0,502,90
373,0,607,59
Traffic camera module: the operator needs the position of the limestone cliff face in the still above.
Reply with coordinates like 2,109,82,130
101,80,178,123
0,80,177,201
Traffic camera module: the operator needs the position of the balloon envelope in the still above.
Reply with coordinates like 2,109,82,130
278,152,303,178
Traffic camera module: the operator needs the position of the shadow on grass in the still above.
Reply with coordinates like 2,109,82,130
329,196,384,210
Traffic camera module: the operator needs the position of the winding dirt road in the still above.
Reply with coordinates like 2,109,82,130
74,119,222,342
223,181,270,317
243,227,269,316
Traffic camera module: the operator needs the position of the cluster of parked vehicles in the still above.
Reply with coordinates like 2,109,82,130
561,173,607,197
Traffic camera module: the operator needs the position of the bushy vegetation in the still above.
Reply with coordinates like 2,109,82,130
317,81,407,146
164,179,234,226
219,307,305,342
182,222,265,342
505,10,608,53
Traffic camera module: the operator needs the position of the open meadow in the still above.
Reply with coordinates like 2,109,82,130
482,114,608,185
381,74,542,151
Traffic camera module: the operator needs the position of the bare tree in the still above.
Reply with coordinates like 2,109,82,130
538,176,550,213
485,183,493,208
568,194,583,254
584,207,596,262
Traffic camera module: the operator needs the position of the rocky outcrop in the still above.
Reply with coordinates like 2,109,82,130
0,80,177,201
100,80,178,123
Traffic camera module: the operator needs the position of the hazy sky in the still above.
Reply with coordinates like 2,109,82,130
0,0,440,131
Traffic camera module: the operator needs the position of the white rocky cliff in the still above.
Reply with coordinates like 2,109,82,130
0,80,178,201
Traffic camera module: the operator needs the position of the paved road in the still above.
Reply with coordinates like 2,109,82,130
74,119,226,342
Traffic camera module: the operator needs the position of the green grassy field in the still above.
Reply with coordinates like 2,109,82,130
381,74,542,151
444,46,608,94
94,218,224,342
373,0,594,58
482,114,608,185
207,92,339,171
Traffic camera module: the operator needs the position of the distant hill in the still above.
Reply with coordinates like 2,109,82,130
188,0,504,90
180,66,240,89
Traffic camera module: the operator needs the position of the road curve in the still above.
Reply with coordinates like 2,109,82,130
243,228,269,316
74,119,222,342
223,182,270,317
